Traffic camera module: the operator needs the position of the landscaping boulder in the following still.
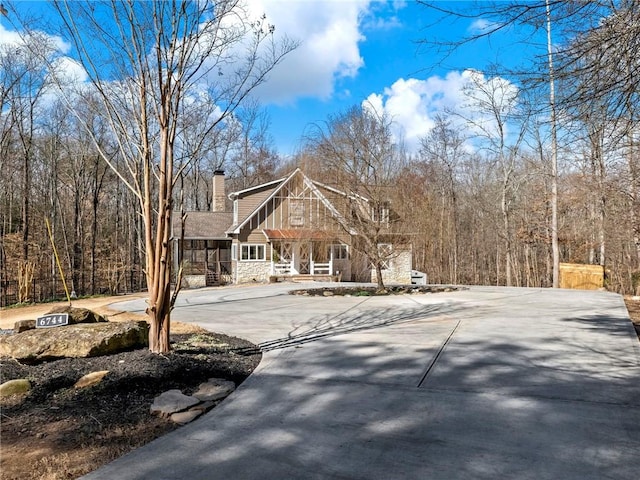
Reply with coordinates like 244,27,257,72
74,370,110,389
170,410,204,425
0,321,149,363
46,306,108,324
14,319,36,333
193,378,236,402
150,389,200,418
0,379,31,397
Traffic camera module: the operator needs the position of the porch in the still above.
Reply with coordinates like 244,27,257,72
177,239,232,286
265,230,350,281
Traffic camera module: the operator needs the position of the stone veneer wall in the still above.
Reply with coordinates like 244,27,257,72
371,250,412,285
234,261,272,283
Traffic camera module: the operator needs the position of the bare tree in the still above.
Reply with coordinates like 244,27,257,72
0,31,53,262
544,0,560,288
455,71,530,286
38,0,297,352
230,99,280,190
419,114,466,284
307,105,406,291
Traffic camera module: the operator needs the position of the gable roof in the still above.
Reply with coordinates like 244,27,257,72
226,168,353,235
172,169,369,240
228,177,286,199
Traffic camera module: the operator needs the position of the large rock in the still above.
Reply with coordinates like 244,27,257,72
12,307,107,334
46,306,108,325
0,321,149,363
14,319,36,333
193,378,236,402
150,389,200,418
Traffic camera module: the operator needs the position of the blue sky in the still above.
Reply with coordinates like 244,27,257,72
248,0,540,156
1,0,542,157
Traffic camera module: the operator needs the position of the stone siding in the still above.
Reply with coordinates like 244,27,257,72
235,261,272,283
371,250,412,285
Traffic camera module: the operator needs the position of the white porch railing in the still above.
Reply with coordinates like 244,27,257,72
271,260,333,275
311,261,332,275
272,262,292,275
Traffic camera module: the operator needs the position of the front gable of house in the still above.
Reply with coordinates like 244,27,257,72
229,168,348,239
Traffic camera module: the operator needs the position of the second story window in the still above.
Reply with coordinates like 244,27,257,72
372,202,390,226
290,199,304,226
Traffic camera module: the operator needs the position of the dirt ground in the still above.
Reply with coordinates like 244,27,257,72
0,293,150,329
1,293,638,480
625,296,640,339
0,295,261,480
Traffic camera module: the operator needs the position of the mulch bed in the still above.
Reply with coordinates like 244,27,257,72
0,332,261,480
290,285,460,296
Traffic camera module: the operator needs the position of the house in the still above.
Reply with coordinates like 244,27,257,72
172,168,412,287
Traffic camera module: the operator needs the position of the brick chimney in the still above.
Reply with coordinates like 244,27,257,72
212,170,226,212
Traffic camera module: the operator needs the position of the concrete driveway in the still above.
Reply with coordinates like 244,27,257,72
83,285,640,479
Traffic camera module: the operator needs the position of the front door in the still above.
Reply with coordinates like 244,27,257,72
294,242,311,274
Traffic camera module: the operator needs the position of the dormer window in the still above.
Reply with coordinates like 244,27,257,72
372,202,390,226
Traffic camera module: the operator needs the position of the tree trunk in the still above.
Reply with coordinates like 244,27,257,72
502,185,512,287
546,0,560,288
91,187,99,295
22,151,29,262
148,296,171,353
374,262,386,293
72,181,82,296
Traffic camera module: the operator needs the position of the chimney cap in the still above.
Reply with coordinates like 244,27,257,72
213,169,225,176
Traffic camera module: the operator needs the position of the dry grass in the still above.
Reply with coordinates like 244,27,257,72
0,293,206,334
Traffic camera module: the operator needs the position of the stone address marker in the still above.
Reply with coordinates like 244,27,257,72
36,313,69,328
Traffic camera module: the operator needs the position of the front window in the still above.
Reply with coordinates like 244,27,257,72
330,244,349,260
241,244,265,261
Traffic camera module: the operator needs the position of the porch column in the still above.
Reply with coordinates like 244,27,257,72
329,244,334,275
310,242,314,274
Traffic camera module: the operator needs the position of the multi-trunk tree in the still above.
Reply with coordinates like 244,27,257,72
41,0,297,352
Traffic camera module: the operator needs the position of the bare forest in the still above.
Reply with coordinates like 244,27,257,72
1,0,639,310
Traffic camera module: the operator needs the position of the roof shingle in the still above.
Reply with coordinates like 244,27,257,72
171,211,233,239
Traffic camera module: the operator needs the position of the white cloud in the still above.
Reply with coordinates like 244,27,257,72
0,22,86,92
0,21,70,53
246,0,371,103
0,22,22,46
364,70,519,153
50,56,88,84
468,18,501,34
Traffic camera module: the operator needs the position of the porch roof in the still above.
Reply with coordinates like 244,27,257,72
262,229,337,241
